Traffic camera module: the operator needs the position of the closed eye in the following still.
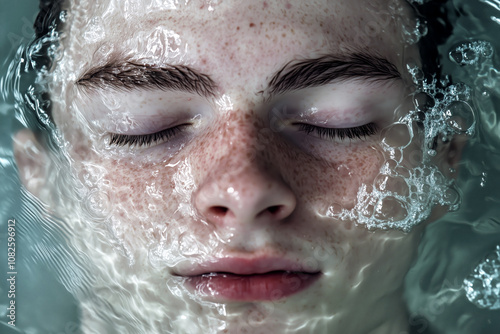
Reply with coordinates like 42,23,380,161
296,123,377,141
108,124,189,147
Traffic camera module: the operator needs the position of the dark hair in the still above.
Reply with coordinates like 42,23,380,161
32,0,66,72
413,0,455,80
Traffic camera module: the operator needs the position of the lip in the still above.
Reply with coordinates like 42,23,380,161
175,257,321,302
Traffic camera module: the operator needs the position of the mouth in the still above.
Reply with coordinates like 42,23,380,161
175,257,321,302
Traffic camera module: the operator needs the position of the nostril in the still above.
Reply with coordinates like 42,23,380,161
211,206,229,216
267,205,282,214
257,205,287,219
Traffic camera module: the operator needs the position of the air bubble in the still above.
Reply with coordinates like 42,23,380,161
414,92,435,112
444,101,475,134
464,245,500,310
374,196,408,222
360,204,375,218
327,203,344,219
84,190,112,218
464,49,476,61
481,43,495,58
395,166,411,178
380,159,399,175
375,175,389,191
374,175,409,197
449,51,463,65
381,123,412,149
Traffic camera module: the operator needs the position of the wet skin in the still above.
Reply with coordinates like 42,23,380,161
14,0,461,333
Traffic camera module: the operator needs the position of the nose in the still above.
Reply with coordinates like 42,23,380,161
195,164,297,228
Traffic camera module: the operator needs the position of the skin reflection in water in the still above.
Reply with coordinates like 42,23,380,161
13,0,465,333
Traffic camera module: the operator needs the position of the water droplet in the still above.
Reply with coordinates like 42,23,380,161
59,10,67,22
480,171,488,187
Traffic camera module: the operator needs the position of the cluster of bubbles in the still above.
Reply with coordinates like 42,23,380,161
463,245,500,310
401,17,428,45
385,0,429,45
327,161,458,232
407,65,476,145
449,40,494,66
328,62,474,232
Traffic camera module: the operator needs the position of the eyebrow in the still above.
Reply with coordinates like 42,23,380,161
265,52,401,98
76,61,217,97
76,52,401,99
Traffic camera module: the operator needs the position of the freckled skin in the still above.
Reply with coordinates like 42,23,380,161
30,0,444,333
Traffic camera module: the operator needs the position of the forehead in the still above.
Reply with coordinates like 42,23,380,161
62,0,412,79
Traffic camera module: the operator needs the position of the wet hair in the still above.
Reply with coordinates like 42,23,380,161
413,0,454,81
33,0,66,72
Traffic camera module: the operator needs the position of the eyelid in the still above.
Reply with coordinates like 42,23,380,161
108,124,189,147
296,122,378,141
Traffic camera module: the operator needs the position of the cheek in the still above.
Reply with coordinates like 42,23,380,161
105,163,180,223
294,144,385,210
71,151,180,240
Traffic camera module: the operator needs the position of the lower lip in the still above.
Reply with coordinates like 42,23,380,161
185,271,321,301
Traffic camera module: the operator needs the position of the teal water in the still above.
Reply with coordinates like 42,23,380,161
1,1,500,333
0,1,80,333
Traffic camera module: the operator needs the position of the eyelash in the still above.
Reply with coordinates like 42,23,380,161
108,122,377,148
109,124,187,147
297,123,377,141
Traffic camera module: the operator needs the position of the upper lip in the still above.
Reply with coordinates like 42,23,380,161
173,256,321,277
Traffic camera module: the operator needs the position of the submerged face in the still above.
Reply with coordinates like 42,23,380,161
15,0,462,333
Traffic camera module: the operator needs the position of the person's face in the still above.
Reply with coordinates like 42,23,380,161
15,0,461,333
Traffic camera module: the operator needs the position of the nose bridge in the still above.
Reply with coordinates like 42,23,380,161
214,108,271,172
209,108,282,193
199,124,276,209
194,114,297,232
